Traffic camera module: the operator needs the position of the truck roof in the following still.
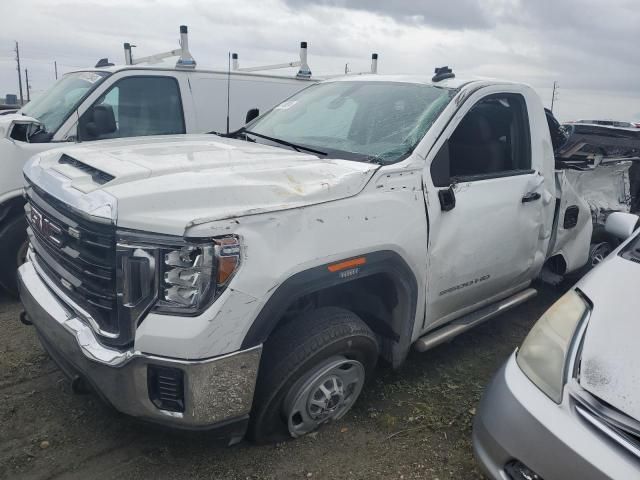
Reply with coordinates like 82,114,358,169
323,73,521,90
75,64,514,89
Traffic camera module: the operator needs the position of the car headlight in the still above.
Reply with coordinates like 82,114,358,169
516,289,589,403
155,235,241,315
117,234,241,319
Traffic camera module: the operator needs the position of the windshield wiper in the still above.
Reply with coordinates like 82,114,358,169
236,128,327,157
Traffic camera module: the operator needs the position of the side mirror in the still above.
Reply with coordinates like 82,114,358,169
85,105,117,139
245,108,259,124
605,212,640,240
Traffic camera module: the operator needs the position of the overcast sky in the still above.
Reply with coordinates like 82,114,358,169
0,0,638,121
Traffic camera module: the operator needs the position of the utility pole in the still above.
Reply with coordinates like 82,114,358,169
551,81,559,113
25,69,31,102
54,61,58,80
15,41,24,105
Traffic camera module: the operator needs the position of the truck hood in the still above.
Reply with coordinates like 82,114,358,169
25,134,379,234
578,252,640,421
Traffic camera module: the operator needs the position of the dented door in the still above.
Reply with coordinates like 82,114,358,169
421,86,555,329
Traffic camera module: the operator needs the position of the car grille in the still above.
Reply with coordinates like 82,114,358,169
24,182,125,346
572,383,640,460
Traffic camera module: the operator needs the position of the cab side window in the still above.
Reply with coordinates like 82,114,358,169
431,94,531,186
79,76,185,141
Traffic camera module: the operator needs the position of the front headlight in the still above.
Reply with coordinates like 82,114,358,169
516,289,589,403
155,235,241,315
117,233,241,319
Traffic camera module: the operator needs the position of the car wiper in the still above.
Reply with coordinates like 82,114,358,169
239,129,327,157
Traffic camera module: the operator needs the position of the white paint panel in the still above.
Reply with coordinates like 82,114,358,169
189,74,313,133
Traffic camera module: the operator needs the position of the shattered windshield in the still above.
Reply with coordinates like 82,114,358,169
248,81,456,164
21,71,109,135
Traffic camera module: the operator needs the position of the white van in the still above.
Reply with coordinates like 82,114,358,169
0,26,330,294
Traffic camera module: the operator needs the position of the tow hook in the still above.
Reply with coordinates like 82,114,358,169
20,311,32,326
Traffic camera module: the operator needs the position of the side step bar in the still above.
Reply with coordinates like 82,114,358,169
414,288,537,353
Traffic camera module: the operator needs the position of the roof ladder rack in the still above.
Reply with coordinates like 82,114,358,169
232,42,312,79
123,25,196,69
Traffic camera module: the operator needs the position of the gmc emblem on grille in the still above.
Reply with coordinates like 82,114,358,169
30,207,64,247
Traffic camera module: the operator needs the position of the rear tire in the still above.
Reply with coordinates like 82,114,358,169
249,307,378,443
0,214,28,297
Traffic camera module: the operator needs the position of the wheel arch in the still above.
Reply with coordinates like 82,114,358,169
241,250,419,368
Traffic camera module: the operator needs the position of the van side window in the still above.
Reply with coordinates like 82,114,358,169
79,76,185,141
434,94,531,184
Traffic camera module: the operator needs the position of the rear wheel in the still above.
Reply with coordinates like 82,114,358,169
0,214,28,297
249,307,378,443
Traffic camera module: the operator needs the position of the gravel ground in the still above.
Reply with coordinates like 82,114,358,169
0,285,563,480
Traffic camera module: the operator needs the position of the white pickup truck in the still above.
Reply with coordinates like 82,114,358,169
19,70,612,444
0,26,317,294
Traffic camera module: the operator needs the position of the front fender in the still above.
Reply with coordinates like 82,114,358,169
241,250,418,368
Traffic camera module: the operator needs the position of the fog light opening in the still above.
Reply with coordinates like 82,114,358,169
147,365,185,413
504,460,543,480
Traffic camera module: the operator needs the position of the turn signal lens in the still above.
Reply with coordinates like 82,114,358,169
215,236,241,286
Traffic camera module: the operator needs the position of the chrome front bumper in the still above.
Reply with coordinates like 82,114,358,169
18,260,262,431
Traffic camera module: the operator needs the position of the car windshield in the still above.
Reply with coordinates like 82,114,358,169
21,71,109,135
248,81,456,164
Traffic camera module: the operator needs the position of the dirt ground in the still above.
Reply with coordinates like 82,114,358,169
0,285,563,480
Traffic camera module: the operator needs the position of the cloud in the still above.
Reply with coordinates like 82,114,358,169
282,0,498,29
0,0,638,121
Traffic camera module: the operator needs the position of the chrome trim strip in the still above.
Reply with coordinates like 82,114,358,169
575,405,640,459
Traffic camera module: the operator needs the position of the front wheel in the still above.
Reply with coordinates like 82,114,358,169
0,215,28,297
249,307,378,443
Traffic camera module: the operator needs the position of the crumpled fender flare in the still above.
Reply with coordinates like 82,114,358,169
241,250,418,368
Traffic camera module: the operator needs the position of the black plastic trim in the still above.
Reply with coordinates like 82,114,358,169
563,205,580,229
451,168,535,183
241,250,418,366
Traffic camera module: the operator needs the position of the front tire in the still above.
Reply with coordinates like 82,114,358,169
249,307,378,443
0,215,28,297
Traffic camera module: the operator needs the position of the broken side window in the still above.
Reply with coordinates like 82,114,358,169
444,94,532,182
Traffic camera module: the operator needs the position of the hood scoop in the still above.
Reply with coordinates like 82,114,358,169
58,154,115,185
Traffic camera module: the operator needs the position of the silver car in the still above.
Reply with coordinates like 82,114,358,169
474,212,640,480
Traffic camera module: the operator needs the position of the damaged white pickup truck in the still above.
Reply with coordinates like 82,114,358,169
17,69,636,443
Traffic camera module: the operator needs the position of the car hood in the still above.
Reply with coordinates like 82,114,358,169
578,252,640,421
24,134,379,235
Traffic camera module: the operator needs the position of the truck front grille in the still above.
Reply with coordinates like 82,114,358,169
24,183,123,345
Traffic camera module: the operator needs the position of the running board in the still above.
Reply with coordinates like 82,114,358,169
414,288,537,353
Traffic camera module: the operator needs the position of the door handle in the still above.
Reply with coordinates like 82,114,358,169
522,192,541,203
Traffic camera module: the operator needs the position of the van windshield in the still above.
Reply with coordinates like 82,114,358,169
21,71,109,136
247,81,456,164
